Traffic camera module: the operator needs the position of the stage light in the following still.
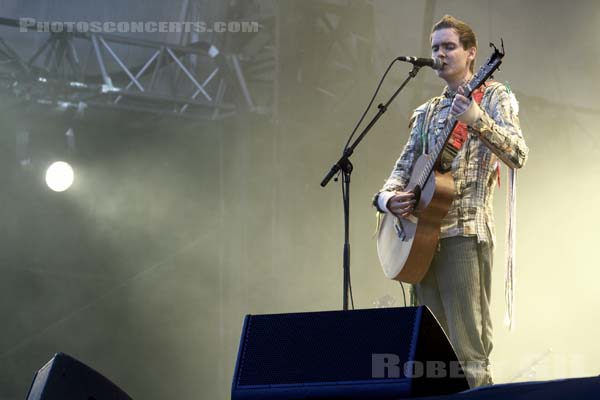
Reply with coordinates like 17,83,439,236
45,161,74,192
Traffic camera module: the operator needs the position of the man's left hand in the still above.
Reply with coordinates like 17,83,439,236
451,86,482,125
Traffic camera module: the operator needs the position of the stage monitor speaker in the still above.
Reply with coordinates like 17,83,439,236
232,306,470,400
26,352,132,400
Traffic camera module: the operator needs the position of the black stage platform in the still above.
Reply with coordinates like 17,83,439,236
413,375,600,400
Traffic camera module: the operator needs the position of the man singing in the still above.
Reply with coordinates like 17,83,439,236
373,15,528,387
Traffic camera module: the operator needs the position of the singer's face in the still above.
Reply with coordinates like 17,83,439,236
431,28,476,87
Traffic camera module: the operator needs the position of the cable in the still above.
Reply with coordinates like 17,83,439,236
400,282,407,307
338,57,403,310
343,57,400,152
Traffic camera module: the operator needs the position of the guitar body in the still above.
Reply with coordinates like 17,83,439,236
377,153,455,283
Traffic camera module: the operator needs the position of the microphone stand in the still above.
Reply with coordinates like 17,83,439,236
321,64,422,311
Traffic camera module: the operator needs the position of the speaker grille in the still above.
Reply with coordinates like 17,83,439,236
236,307,418,386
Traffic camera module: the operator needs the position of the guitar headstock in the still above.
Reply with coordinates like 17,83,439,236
464,40,505,97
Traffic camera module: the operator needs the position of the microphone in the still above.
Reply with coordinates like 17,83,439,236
397,56,443,70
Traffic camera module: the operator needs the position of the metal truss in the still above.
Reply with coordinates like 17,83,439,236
273,0,375,116
0,16,274,120
308,0,375,101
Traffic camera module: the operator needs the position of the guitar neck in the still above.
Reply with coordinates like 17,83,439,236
411,43,504,190
412,115,458,190
428,83,477,166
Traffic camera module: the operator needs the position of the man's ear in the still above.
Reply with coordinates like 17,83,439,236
467,46,477,64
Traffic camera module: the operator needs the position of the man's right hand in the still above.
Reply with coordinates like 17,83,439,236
387,191,416,219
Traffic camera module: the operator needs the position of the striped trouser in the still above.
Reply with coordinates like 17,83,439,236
413,235,494,388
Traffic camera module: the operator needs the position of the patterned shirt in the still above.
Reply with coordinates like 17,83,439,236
379,82,528,247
